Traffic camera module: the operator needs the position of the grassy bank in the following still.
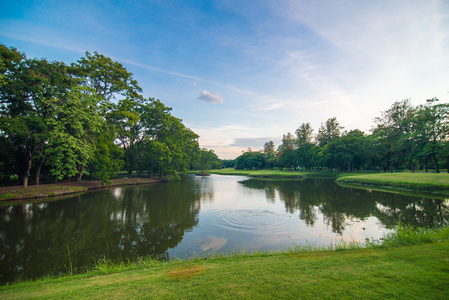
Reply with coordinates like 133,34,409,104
0,178,166,201
206,169,449,196
209,168,336,179
1,226,448,299
337,173,449,196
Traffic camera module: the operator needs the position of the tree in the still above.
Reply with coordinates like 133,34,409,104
235,152,265,170
45,86,104,181
279,147,296,170
88,128,124,184
194,149,221,173
295,122,314,147
154,114,200,177
263,141,278,169
71,51,142,101
138,140,171,177
372,99,416,171
0,46,76,187
279,132,295,151
316,117,343,147
109,97,146,178
1,46,202,185
321,130,368,172
296,143,320,172
414,98,449,173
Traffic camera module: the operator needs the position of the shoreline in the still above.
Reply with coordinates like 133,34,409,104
1,227,448,298
209,169,449,196
336,173,449,196
0,177,167,201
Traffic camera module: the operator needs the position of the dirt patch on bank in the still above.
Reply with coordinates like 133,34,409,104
0,177,167,201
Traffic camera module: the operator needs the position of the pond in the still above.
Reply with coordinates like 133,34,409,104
1,174,447,284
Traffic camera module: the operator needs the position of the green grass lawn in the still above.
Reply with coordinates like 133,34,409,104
206,169,449,196
1,227,448,299
337,173,449,196
209,168,336,179
0,185,87,201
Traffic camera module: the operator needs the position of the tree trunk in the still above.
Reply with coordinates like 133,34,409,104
22,171,29,188
447,155,449,173
433,153,439,173
34,155,45,185
76,164,84,182
22,155,33,188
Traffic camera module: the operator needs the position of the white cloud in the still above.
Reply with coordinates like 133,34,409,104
230,137,280,149
197,90,225,103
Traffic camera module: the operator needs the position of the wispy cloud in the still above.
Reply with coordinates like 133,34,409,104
231,137,280,149
0,30,87,55
197,90,224,103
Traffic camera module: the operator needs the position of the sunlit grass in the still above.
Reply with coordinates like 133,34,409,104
209,168,337,179
0,186,87,201
337,173,449,195
2,226,448,299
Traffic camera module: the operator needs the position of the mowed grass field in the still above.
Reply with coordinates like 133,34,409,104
209,169,449,195
1,227,448,299
336,172,449,195
210,168,334,179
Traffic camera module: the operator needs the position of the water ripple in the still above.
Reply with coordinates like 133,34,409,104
216,209,288,233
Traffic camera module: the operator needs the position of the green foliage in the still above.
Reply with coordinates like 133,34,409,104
0,45,78,186
381,224,449,247
1,45,202,185
45,86,103,180
191,148,221,172
88,130,124,185
234,151,265,170
262,99,448,174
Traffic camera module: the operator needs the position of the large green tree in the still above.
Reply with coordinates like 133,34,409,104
45,86,104,181
71,51,142,101
316,117,343,147
295,122,314,147
0,46,76,187
372,99,416,171
414,98,449,173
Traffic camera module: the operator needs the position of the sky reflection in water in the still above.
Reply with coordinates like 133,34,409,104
1,174,447,284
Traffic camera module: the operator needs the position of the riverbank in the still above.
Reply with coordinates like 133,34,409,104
210,169,449,196
0,177,167,201
1,226,448,299
336,173,449,196
209,168,335,179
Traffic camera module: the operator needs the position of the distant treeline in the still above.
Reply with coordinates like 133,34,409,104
233,99,449,173
0,45,219,187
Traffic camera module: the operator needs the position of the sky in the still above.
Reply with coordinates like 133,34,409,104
1,0,448,159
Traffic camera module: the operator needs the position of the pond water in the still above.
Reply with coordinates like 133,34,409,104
1,174,447,284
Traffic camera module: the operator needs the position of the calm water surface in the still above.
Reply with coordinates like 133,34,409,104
1,174,447,284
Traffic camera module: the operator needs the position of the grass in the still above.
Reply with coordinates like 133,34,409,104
206,169,449,196
0,178,166,201
0,185,87,201
209,168,337,179
1,226,448,299
337,173,449,196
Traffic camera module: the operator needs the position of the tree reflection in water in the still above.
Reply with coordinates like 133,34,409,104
239,179,448,234
1,176,447,284
0,180,202,284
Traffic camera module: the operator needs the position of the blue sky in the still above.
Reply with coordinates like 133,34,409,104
1,0,448,159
